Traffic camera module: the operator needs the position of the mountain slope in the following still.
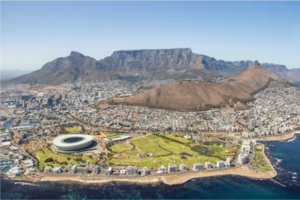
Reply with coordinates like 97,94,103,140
5,48,300,85
108,61,295,111
6,52,110,85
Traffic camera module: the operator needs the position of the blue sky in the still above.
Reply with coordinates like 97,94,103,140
1,1,300,70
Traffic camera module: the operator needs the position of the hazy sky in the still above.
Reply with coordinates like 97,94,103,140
1,1,300,70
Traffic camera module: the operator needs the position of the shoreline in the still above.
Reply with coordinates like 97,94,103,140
255,131,300,142
5,133,298,186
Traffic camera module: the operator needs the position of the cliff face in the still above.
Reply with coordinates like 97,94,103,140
109,61,295,111
6,48,300,85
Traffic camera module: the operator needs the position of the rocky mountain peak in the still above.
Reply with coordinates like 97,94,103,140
70,51,85,58
249,60,262,69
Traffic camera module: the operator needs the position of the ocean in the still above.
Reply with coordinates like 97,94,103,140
294,82,300,86
1,136,300,199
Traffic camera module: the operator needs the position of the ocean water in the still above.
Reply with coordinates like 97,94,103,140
1,137,300,199
294,82,300,86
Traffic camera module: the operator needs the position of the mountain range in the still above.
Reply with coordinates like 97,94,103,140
5,48,300,85
108,61,296,111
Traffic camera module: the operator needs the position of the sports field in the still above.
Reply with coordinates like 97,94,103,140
108,134,235,169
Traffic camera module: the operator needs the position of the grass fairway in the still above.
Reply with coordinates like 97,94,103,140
251,145,272,172
109,154,218,169
192,142,237,160
163,134,193,144
111,144,133,153
108,134,224,169
35,146,96,171
65,126,81,133
130,136,171,156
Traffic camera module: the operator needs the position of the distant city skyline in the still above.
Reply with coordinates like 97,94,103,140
1,1,300,70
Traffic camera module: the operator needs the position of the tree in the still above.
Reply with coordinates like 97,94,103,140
44,157,54,163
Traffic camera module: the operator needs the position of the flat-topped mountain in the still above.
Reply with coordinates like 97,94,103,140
108,61,295,111
5,48,300,85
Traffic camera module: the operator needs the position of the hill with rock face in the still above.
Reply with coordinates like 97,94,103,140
6,48,300,85
108,61,295,111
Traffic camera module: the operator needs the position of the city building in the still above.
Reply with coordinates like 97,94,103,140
94,166,100,174
180,163,187,171
216,160,225,168
205,162,212,169
142,167,150,176
168,164,178,173
193,163,205,171
127,166,139,176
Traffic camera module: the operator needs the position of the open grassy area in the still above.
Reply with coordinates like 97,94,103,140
35,146,96,171
130,136,171,156
108,135,230,169
111,144,133,153
162,134,194,144
122,149,141,157
65,126,81,133
192,142,237,160
250,145,272,172
109,154,218,169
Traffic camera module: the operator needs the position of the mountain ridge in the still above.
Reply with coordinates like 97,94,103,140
5,48,300,85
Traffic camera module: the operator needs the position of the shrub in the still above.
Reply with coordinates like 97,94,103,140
44,157,54,163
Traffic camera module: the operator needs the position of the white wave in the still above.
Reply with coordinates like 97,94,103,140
287,137,296,143
14,182,38,186
292,176,297,179
293,172,297,175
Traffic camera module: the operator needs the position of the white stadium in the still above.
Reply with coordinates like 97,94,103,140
53,134,94,151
